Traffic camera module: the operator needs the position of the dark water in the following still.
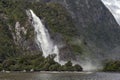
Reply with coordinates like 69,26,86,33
0,72,120,80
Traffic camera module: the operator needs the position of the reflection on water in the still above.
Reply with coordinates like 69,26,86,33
0,72,120,80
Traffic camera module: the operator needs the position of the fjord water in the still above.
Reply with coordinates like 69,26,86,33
0,72,120,80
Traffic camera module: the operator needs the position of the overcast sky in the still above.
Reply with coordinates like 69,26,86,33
101,0,120,25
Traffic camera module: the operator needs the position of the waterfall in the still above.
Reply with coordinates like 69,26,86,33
26,9,60,63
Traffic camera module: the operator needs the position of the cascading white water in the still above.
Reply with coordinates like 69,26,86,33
27,9,60,63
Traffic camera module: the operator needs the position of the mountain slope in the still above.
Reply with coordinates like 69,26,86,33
49,0,120,60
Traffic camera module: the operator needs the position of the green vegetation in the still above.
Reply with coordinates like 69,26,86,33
103,60,120,72
60,61,82,71
0,54,82,71
0,20,16,62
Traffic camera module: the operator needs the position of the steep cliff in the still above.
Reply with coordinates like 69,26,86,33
49,0,120,61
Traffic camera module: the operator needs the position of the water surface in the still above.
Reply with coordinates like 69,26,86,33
0,72,120,80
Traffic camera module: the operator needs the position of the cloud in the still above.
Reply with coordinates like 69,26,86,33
101,0,120,25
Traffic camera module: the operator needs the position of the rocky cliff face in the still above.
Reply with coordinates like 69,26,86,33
48,0,120,61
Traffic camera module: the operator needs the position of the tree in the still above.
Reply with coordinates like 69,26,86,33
64,61,74,71
65,61,72,67
49,63,61,71
2,59,16,69
74,64,82,71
